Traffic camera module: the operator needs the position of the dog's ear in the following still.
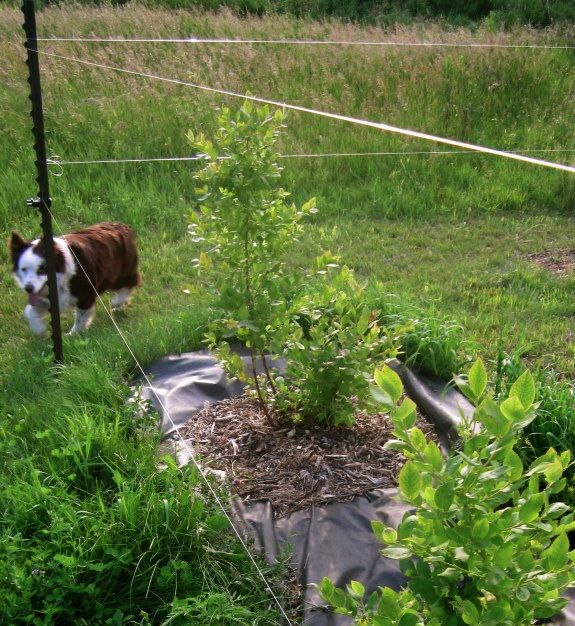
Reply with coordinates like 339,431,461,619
9,231,30,267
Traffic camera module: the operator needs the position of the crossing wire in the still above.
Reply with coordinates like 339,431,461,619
29,47,575,175
46,148,575,168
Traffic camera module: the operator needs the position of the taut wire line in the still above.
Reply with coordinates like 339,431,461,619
45,206,296,626
47,155,207,165
29,47,575,175
46,148,575,168
35,36,575,50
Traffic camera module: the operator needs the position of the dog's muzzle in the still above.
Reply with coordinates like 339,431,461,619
26,284,49,307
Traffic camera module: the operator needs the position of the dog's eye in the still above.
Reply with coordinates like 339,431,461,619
38,263,47,274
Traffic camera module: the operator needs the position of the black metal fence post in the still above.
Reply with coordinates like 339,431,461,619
22,0,64,363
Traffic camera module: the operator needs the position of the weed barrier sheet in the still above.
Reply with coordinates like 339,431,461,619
139,351,575,625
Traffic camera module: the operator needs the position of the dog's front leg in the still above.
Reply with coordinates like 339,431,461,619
69,306,96,335
25,304,48,335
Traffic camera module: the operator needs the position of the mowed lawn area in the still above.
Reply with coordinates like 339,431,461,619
1,7,574,377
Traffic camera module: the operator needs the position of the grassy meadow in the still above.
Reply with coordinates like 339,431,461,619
1,3,575,623
1,7,575,372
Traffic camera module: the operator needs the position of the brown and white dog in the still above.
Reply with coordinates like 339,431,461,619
9,221,141,335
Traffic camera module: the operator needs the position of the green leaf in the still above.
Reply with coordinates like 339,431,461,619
500,395,526,423
398,614,419,626
383,439,411,453
509,370,535,409
543,532,569,569
54,554,76,567
381,546,412,559
355,309,370,335
301,196,317,213
423,485,436,506
544,457,564,484
547,502,571,519
372,521,397,544
366,591,380,613
424,441,444,471
409,427,427,451
527,450,564,484
394,398,418,429
347,580,365,600
464,433,491,455
516,549,534,570
481,605,509,626
475,397,510,437
471,518,490,540
453,374,475,404
398,461,422,502
461,600,480,625
493,542,514,567
468,358,487,402
86,562,108,572
534,598,569,620
504,449,524,482
548,477,567,494
370,384,395,410
411,575,438,603
437,567,460,581
528,473,540,494
519,493,545,523
374,365,403,405
434,483,454,511
516,586,531,602
319,577,335,602
377,587,401,620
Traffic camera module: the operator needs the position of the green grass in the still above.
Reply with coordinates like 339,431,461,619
1,5,575,622
2,6,574,372
0,308,291,624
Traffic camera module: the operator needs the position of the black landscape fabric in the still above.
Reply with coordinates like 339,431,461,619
139,351,575,626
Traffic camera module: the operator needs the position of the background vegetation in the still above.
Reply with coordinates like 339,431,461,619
15,0,575,27
1,3,574,622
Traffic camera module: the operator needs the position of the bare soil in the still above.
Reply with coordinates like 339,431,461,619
180,396,439,518
525,249,575,275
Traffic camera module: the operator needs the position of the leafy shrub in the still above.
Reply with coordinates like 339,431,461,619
189,102,404,426
491,346,575,509
274,257,405,426
321,359,575,625
188,100,317,416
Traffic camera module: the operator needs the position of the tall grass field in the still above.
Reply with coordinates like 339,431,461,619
1,4,574,623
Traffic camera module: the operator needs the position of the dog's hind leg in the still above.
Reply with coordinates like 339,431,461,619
111,287,133,311
69,305,96,335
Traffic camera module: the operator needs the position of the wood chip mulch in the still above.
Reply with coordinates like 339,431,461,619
179,396,440,518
